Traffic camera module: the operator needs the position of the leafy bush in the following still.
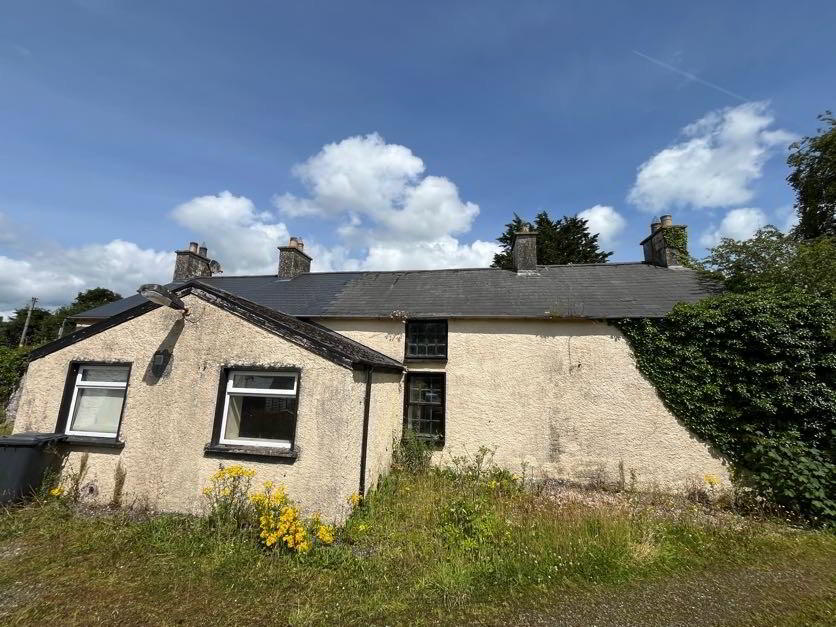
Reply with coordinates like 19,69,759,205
0,346,28,423
393,430,433,473
617,290,836,523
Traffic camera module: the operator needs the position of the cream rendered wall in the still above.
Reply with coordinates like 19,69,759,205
319,317,729,488
14,295,368,521
363,370,404,492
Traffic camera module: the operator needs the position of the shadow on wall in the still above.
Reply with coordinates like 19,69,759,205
142,318,185,385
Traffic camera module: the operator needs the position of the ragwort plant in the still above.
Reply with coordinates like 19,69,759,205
202,464,256,531
249,480,334,553
200,465,334,554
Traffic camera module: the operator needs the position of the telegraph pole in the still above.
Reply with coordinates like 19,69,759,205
18,297,37,347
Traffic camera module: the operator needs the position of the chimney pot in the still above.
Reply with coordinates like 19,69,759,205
660,214,673,227
651,217,661,233
198,244,208,258
189,241,199,253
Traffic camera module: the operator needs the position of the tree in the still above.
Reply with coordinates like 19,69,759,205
0,287,122,348
47,288,122,338
788,111,836,240
492,211,612,269
701,226,836,295
1,306,54,348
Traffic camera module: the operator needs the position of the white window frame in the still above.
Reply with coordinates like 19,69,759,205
65,364,130,438
218,370,299,449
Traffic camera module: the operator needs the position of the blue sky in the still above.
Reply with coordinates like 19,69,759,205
1,0,834,312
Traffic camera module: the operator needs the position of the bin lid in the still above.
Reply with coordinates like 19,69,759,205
0,432,68,447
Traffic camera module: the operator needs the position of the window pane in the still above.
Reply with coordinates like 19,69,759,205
81,366,129,383
69,388,124,434
406,404,443,436
231,373,295,390
409,376,442,403
406,321,447,358
225,395,296,442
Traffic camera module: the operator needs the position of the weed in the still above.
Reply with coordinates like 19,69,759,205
110,462,127,509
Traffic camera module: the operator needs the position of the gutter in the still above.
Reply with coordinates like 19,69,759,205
358,367,374,496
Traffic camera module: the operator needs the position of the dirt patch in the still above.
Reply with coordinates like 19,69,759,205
515,556,836,626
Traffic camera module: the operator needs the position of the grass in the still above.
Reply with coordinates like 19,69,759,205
0,451,833,625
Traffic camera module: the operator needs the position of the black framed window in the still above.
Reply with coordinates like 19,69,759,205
404,372,445,440
405,320,447,359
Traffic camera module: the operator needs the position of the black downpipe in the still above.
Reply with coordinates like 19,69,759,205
359,367,373,496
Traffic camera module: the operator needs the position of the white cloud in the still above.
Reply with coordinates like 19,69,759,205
0,240,172,313
171,191,289,275
577,205,626,247
275,133,497,269
0,134,500,312
775,205,799,233
699,207,768,248
628,102,795,213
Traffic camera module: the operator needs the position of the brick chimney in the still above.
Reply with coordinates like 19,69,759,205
640,214,688,267
278,237,312,279
512,226,538,274
173,241,223,281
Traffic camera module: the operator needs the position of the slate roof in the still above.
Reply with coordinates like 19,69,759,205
33,282,404,372
73,263,718,322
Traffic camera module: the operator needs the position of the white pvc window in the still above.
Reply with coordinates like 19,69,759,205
219,370,299,448
66,365,130,438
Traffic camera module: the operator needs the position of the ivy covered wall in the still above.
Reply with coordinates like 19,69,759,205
617,290,836,523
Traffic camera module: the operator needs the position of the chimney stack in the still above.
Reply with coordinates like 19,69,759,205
640,214,688,267
173,242,223,281
278,236,312,279
512,225,538,274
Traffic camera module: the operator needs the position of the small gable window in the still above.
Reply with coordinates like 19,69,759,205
65,365,130,438
219,370,299,449
404,372,445,441
405,320,447,359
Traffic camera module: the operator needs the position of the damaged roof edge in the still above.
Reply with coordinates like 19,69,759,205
29,281,404,373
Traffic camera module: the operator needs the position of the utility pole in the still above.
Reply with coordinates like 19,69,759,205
18,297,37,347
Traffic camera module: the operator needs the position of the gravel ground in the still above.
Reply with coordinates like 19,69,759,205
514,555,835,626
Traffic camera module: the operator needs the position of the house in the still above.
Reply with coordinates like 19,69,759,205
10,215,728,520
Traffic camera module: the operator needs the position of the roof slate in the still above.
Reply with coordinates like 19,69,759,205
73,263,718,322
33,282,404,371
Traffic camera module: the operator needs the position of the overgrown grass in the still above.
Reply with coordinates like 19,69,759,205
0,449,833,625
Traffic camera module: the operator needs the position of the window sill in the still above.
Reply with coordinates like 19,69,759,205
62,435,125,449
407,435,445,449
404,356,448,362
203,442,300,460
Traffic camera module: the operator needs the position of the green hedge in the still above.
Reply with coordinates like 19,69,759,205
617,290,836,523
0,346,28,421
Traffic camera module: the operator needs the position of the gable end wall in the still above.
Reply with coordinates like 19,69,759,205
14,295,369,520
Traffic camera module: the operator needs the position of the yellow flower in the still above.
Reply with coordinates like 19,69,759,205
348,493,363,507
202,487,212,496
703,474,720,487
49,487,64,497
316,524,335,544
